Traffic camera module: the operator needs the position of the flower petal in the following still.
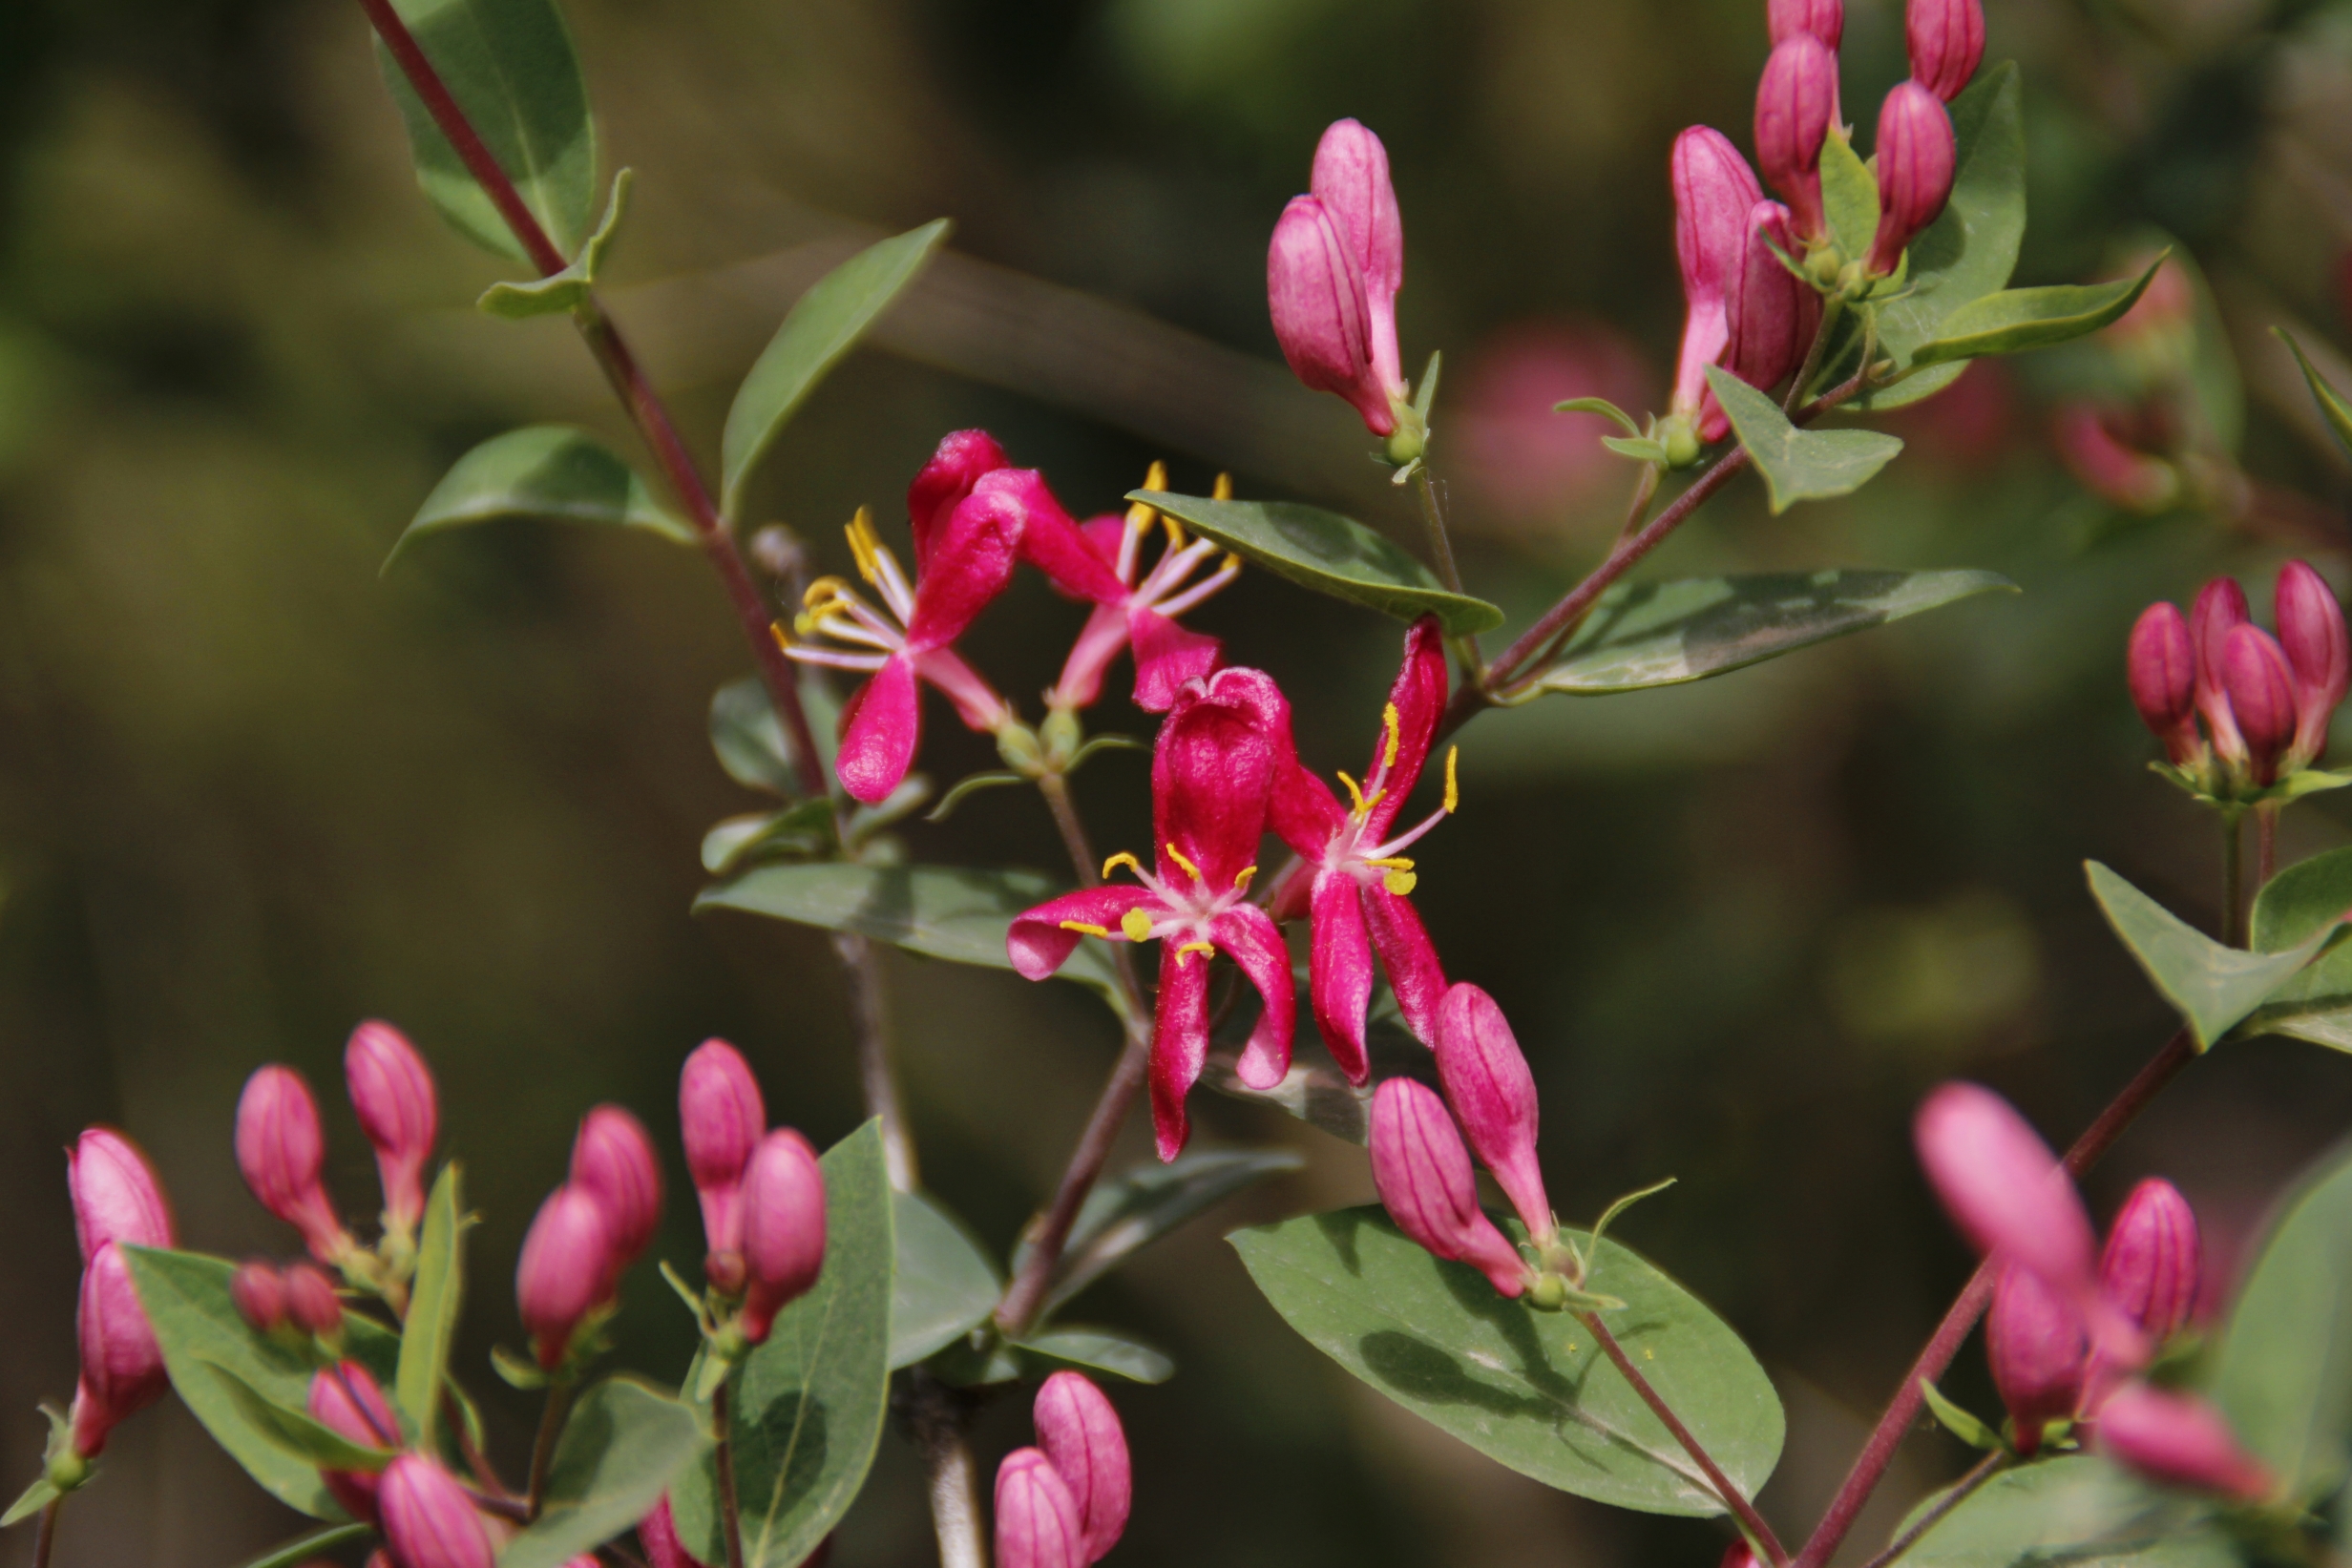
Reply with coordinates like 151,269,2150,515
906,471,1027,651
1149,947,1212,1160
1363,884,1447,1044
1364,614,1449,836
998,470,1126,603
1128,609,1221,714
1214,904,1296,1091
914,647,1009,731
836,654,921,805
1007,886,1161,980
1270,760,1348,860
907,429,1008,573
1052,603,1133,712
1152,675,1280,891
1307,872,1375,1084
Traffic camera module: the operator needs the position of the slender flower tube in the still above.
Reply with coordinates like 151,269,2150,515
379,1455,496,1568
2129,602,2203,766
2222,624,2298,786
1668,128,1766,440
309,1361,401,1522
2099,1179,2200,1344
1042,469,1236,715
1867,82,1956,277
2192,578,2252,768
67,1241,169,1458
1769,0,1843,47
1907,0,1985,102
739,1128,828,1345
516,1184,617,1369
1369,1079,1529,1298
1755,34,1839,243
1432,984,1554,1244
571,1105,662,1268
997,1448,1086,1568
1270,617,1453,1076
237,1065,352,1265
68,1127,173,1263
1984,1263,2087,1455
681,1037,765,1286
640,1496,711,1568
346,1020,438,1236
1009,668,1299,1159
1033,1372,1130,1564
2059,407,2180,514
2276,559,2349,768
285,1262,345,1338
2093,1383,2273,1501
232,1260,287,1334
1268,195,1391,436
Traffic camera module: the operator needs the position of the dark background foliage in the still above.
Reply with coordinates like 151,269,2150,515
6,0,2352,1561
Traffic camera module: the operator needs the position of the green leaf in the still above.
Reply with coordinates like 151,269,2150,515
891,1191,1001,1369
2242,847,2352,1052
387,426,693,570
373,0,598,261
1130,491,1505,637
720,221,952,518
671,1122,895,1568
499,1378,707,1568
1919,1377,2006,1453
2278,329,2352,464
1016,1328,1174,1385
1230,1207,1783,1516
2214,1140,2352,1502
1899,1454,2233,1568
398,1163,465,1446
1556,397,1643,437
695,863,1127,1019
710,672,839,799
2086,861,2336,1049
1706,367,1903,513
203,1361,396,1472
1,1480,56,1529
1029,1149,1304,1319
1819,128,1880,263
702,801,838,875
1910,257,2166,368
236,1524,375,1568
1525,569,2016,695
478,167,631,318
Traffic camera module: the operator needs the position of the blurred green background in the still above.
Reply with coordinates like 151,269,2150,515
10,0,2352,1561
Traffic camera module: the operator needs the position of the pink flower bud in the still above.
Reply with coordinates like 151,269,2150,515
1722,199,1819,418
681,1039,765,1273
1670,128,1766,429
1867,83,1955,277
1033,1372,1130,1564
2192,578,2251,764
570,1105,662,1268
640,1495,712,1568
1914,1083,2100,1307
1906,0,1984,102
2223,623,2298,785
1369,1078,1528,1298
1755,34,1838,242
995,1448,1086,1568
1433,984,1554,1244
516,1184,617,1369
2128,601,2201,764
1769,0,1843,48
231,1259,287,1334
2277,560,2348,767
68,1241,168,1458
379,1455,495,1568
69,1127,173,1263
308,1361,401,1522
2093,1383,2273,1501
1984,1263,2087,1455
1268,195,1394,436
346,1020,438,1235
1311,118,1406,397
1722,1544,1760,1568
2054,407,2179,513
2100,1179,2200,1344
285,1262,344,1338
738,1129,827,1345
237,1065,349,1265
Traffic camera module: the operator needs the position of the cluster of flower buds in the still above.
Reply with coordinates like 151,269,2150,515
2129,562,2348,798
995,1371,1132,1568
1915,1083,2271,1497
56,1128,177,1477
231,1257,346,1342
515,1104,662,1369
680,1039,828,1348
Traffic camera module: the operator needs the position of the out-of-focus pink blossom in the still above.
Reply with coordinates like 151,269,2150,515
67,1242,169,1458
2054,406,2180,514
1985,1264,2087,1455
2221,624,2299,785
308,1361,401,1522
346,1021,437,1235
516,1185,616,1369
571,1105,662,1268
69,1128,173,1264
237,1065,351,1265
2276,560,2348,768
2093,1383,2272,1501
284,1263,344,1338
379,1455,495,1568
1455,319,1653,528
1369,1078,1529,1298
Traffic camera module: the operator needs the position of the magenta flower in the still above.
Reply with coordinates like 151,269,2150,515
346,1020,437,1236
1041,474,1237,716
1669,127,1766,442
2277,559,2349,768
380,1455,495,1568
516,1184,617,1369
68,1241,170,1459
1433,984,1553,1246
1009,668,1299,1160
1769,0,1843,48
995,1447,1086,1568
1867,82,1956,277
680,1036,765,1287
1268,119,1408,438
1032,1372,1130,1564
640,1496,711,1568
1369,1078,1528,1298
68,1126,173,1264
1268,617,1453,1077
1985,1263,2087,1455
1724,199,1820,408
2093,1383,2273,1501
570,1105,663,1269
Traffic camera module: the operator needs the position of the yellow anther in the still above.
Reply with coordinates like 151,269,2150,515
844,508,882,586
1176,940,1217,963
1383,870,1418,896
1212,471,1233,501
1165,842,1203,881
1059,920,1112,938
1120,908,1155,942
1163,512,1186,551
1142,458,1167,493
769,621,793,652
1365,856,1415,870
1102,852,1144,882
1381,702,1402,769
1221,552,1242,575
1125,468,1159,533
1234,865,1258,890
1443,745,1460,814
791,611,820,638
1336,770,1367,813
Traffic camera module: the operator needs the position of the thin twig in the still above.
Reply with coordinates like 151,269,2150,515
1855,1450,2007,1568
713,1378,748,1568
1410,464,1466,595
835,930,916,1191
1783,296,1847,417
1578,1313,1787,1564
444,1387,513,1497
526,1380,574,1520
2223,809,2246,947
32,1496,60,1568
994,1033,1151,1337
907,1372,988,1568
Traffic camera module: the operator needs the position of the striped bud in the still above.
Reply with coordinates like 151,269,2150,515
1033,1372,1130,1564
231,1260,287,1334
285,1262,345,1338
2277,560,2348,768
1867,83,1955,277
1433,983,1554,1244
1768,0,1843,48
2127,601,2201,764
68,1127,173,1264
237,1065,349,1265
516,1185,617,1369
1268,195,1393,436
308,1361,400,1522
739,1130,828,1345
1312,118,1406,399
346,1020,438,1235
2192,578,2252,765
68,1241,168,1458
2222,623,2298,785
1906,0,1984,102
1984,1263,2087,1455
1755,34,1838,242
1369,1078,1528,1298
379,1455,495,1568
681,1039,765,1280
995,1448,1086,1568
571,1105,663,1268
2099,1179,2200,1344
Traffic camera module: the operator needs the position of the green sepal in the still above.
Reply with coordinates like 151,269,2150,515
1602,435,1670,464
1919,1377,2007,1453
478,168,633,318
1,1478,58,1529
1557,397,1643,437
492,1343,552,1390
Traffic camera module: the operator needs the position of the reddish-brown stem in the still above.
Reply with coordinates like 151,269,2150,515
1855,1449,2006,1568
1790,1027,2198,1568
1579,1312,1788,1564
712,1379,747,1568
996,1030,1150,1338
32,1496,60,1568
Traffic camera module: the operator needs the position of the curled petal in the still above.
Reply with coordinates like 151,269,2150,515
905,471,1028,651
1148,945,1213,1161
1128,609,1222,714
1363,615,1449,835
1363,884,1447,1045
836,654,921,805
1212,903,1296,1092
1270,760,1349,860
907,429,1008,572
1008,886,1162,980
1308,871,1376,1085
1005,472,1127,604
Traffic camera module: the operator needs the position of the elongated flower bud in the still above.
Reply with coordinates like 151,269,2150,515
2192,578,2251,764
1433,983,1554,1244
68,1241,168,1458
1311,118,1406,398
1914,1083,2102,1311
1268,195,1394,436
1769,0,1843,48
1369,1078,1528,1298
640,1496,711,1568
1867,83,1955,277
2094,1383,2272,1501
2223,624,2298,785
681,1039,764,1280
1907,0,1984,102
2100,1178,2200,1343
69,1127,173,1263
232,1260,287,1333
996,1448,1086,1568
1755,34,1838,242
2128,602,2201,764
1985,1263,2087,1455
1034,1372,1130,1564
2277,560,2348,768
516,1185,616,1369
571,1105,662,1267
285,1262,344,1338
237,1065,349,1265
1670,128,1767,429
346,1020,437,1235
379,1455,495,1568
309,1361,400,1522
739,1129,827,1345
2055,407,2179,513
1722,199,1817,413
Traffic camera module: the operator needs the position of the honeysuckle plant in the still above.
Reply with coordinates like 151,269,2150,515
25,0,2352,1565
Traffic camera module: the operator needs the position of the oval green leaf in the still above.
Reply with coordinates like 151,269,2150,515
891,1190,1002,1369
1230,1206,1783,1516
2086,861,2336,1050
1900,1454,2233,1568
499,1378,707,1568
1130,491,1504,636
1706,368,1903,514
1035,1149,1304,1318
387,425,693,571
720,220,952,518
2213,1140,2352,1503
2242,846,2352,1051
373,0,598,261
1910,256,2166,368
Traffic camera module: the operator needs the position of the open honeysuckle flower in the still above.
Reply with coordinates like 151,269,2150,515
1008,668,1298,1159
1268,616,1455,1078
1043,465,1239,715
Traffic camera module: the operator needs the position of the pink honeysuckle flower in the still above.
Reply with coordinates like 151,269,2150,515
906,429,1009,570
1756,34,1839,244
1866,81,1957,278
1906,0,1984,103
1032,1371,1130,1565
1008,668,1299,1160
2222,623,2298,785
1723,199,1819,408
1669,127,1766,441
1268,616,1454,1077
2093,1383,2273,1501
2276,558,2349,768
1267,119,1409,437
1043,468,1239,715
